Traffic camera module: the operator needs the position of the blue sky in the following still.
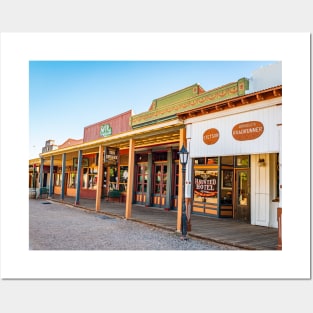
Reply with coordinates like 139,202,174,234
29,60,276,159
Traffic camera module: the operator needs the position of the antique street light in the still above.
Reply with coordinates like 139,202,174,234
179,144,189,238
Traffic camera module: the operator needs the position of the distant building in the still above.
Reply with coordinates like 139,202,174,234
42,139,58,153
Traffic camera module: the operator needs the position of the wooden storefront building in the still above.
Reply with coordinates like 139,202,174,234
30,64,281,230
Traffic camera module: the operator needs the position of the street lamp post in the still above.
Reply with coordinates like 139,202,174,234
179,144,189,239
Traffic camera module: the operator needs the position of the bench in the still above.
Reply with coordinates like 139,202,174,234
39,187,49,199
107,189,122,202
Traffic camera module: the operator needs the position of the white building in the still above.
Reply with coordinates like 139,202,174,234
178,62,282,228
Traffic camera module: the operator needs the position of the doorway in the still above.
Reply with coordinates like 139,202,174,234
152,163,167,207
135,163,148,204
234,169,250,222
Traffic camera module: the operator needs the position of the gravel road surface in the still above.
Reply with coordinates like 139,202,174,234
29,200,239,250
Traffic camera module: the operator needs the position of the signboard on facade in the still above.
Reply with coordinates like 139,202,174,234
104,147,119,165
73,157,89,168
203,128,220,145
100,124,112,137
232,121,264,141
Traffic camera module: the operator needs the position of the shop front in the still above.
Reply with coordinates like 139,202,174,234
134,148,180,210
191,154,252,222
179,85,282,227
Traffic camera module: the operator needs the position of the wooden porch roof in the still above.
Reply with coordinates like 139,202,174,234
39,119,184,165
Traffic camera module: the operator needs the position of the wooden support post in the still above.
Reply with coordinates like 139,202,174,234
176,127,186,232
49,156,54,197
125,138,135,219
61,153,66,200
277,207,282,250
39,157,44,189
75,150,82,205
96,145,104,212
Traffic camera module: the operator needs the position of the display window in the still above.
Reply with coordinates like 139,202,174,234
193,168,218,203
109,166,118,190
119,166,128,192
194,157,218,165
68,172,77,188
221,155,234,165
235,155,249,167
82,167,98,189
55,173,62,186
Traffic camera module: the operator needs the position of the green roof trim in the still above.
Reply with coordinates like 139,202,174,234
149,83,203,110
131,78,249,128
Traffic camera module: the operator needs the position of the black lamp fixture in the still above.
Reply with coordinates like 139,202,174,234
179,144,189,165
179,144,189,238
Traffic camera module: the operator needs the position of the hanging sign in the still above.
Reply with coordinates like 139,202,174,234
104,147,119,165
203,128,220,145
232,121,264,141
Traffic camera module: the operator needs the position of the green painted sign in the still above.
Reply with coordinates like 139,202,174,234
100,124,112,137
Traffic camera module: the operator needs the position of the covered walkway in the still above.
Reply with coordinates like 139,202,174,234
44,195,279,250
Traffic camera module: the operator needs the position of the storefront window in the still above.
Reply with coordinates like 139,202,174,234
153,152,167,162
109,167,118,190
82,167,98,189
119,166,128,192
193,169,218,203
221,156,234,165
136,154,148,163
68,173,76,188
194,157,218,165
236,155,249,167
55,173,62,186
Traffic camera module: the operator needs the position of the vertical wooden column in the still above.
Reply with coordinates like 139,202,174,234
277,207,282,250
145,151,152,206
61,153,66,200
39,157,44,188
49,156,54,197
176,127,186,232
75,150,83,205
165,148,173,209
96,145,104,212
125,138,135,219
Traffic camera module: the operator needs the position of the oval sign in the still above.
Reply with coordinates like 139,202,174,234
232,121,264,141
203,128,220,145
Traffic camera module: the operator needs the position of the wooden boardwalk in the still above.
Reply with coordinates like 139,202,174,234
51,196,279,250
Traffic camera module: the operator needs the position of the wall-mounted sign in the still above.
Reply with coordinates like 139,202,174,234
104,147,119,165
232,121,264,141
73,157,89,168
100,124,112,137
203,128,220,145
